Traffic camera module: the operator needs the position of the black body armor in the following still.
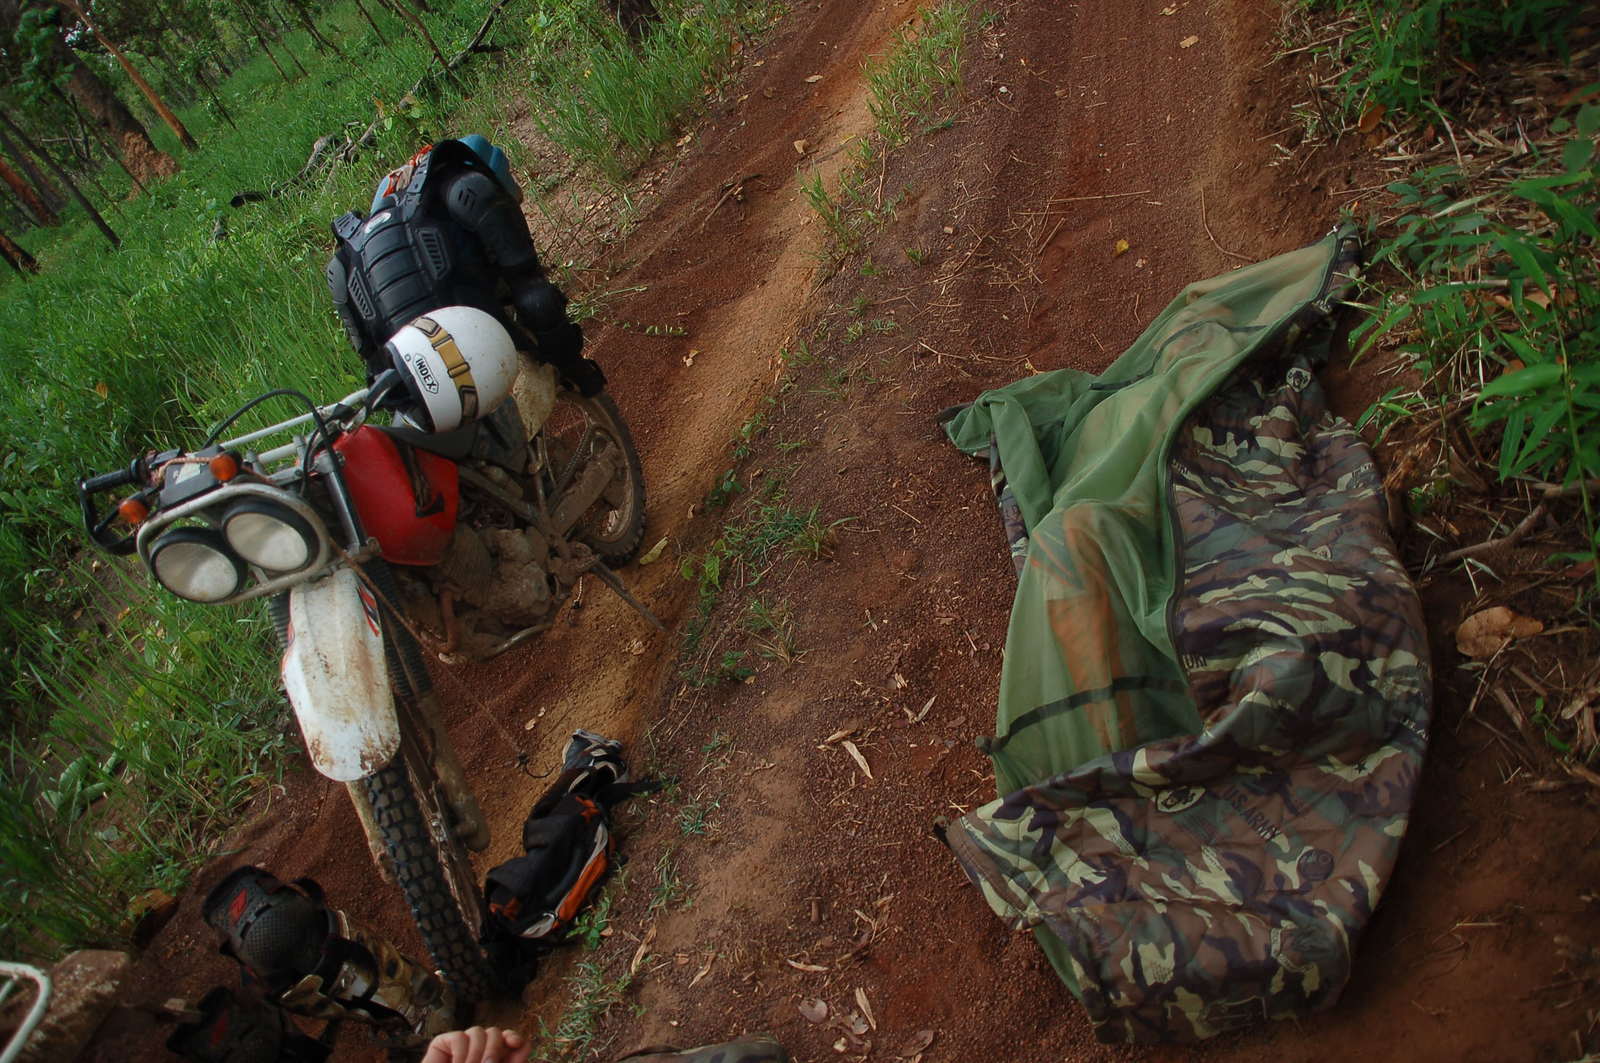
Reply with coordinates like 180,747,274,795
326,140,602,395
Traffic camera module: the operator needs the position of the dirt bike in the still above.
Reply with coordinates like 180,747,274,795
78,360,652,1001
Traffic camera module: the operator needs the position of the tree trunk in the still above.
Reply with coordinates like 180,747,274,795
48,82,146,194
0,155,59,227
194,67,238,130
350,0,387,44
52,36,177,183
0,122,65,212
283,0,340,55
56,0,198,151
373,0,447,70
257,33,291,79
0,228,39,274
0,110,118,249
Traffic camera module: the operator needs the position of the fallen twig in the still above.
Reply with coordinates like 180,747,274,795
699,173,763,231
1199,187,1252,263
1437,502,1548,563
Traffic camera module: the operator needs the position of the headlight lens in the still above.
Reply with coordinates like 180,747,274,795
150,528,246,603
222,499,318,572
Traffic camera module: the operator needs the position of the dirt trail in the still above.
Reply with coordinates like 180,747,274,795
93,1,1598,1061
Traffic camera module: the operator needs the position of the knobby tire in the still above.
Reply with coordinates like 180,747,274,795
360,758,498,1003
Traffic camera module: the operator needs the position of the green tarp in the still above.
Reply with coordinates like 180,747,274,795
942,229,1430,1042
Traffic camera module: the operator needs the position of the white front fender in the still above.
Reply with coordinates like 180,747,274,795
281,567,400,781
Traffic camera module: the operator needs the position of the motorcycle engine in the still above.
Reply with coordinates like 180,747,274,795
435,525,552,628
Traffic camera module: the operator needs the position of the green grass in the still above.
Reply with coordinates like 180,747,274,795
800,0,977,257
1352,126,1600,582
865,0,975,146
647,849,690,913
1301,0,1583,122
527,0,786,181
535,958,635,1060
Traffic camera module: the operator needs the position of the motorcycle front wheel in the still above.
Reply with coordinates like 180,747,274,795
359,751,498,1003
541,390,647,564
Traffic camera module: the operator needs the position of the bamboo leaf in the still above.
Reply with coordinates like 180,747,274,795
1478,363,1563,400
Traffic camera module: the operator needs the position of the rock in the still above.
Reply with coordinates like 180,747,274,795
15,950,132,1063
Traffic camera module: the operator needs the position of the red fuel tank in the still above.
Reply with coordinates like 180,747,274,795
331,426,459,566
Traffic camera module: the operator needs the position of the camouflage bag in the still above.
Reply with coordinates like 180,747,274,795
614,1035,788,1063
941,227,1430,1042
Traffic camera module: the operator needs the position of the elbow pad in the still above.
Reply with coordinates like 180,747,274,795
443,170,540,274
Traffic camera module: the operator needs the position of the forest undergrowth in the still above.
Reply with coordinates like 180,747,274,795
1288,0,1600,773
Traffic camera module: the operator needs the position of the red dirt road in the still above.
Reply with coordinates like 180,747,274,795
93,1,1599,1061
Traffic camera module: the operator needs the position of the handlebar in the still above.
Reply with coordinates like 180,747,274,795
77,457,148,556
77,379,386,558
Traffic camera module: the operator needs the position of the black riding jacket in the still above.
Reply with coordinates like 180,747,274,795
325,141,574,381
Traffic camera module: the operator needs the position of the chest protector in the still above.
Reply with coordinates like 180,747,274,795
328,142,502,355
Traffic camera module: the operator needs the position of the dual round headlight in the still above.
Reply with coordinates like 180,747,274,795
149,500,318,603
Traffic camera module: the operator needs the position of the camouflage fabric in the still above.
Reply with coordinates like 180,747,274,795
942,229,1430,1042
614,1035,789,1062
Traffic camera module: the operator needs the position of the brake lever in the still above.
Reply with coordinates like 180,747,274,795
77,456,148,556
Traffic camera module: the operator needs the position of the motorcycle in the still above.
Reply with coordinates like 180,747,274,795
78,356,651,1001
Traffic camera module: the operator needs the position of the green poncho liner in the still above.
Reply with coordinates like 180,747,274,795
941,228,1430,1043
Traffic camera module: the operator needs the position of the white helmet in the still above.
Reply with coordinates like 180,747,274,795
385,306,519,432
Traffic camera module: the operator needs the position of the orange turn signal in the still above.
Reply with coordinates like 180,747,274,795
118,496,149,525
209,452,241,482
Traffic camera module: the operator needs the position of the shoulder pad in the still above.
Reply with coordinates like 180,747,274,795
332,211,365,240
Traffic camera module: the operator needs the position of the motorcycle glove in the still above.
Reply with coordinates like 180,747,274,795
536,322,607,397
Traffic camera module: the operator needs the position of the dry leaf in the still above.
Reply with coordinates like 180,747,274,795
786,958,828,972
683,349,699,367
899,1030,937,1058
1357,103,1386,134
638,537,669,565
1179,34,1199,48
630,925,657,975
628,638,646,656
799,998,829,1024
1560,686,1599,720
842,739,873,779
94,381,109,398
689,954,715,987
833,1038,848,1054
846,1012,869,1037
805,74,823,83
855,987,876,1030
1455,606,1543,658
1160,3,1176,12
1113,238,1130,257
794,139,810,155
890,672,908,689
913,695,936,722
823,727,857,744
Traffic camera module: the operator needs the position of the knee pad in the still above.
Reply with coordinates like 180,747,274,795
202,865,454,1037
202,867,329,993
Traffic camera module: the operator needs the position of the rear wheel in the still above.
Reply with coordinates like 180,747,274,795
541,390,646,564
360,755,498,1003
